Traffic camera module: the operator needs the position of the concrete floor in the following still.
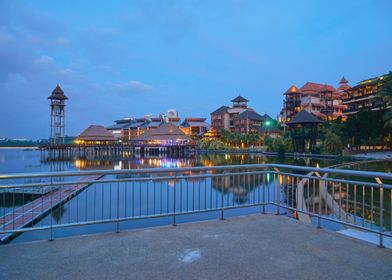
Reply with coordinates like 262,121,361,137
1,214,392,280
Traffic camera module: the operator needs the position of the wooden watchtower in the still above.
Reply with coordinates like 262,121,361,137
48,84,68,145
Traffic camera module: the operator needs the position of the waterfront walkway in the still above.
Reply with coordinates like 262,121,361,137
1,214,391,280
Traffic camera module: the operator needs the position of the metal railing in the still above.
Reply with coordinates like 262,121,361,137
0,164,391,246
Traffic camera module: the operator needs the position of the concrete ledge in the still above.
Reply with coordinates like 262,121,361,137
1,214,391,280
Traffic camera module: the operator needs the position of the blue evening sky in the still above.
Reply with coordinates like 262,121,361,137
0,0,391,139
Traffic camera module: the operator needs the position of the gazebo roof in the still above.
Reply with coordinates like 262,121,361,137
78,125,116,141
231,95,248,103
287,110,323,125
48,84,68,100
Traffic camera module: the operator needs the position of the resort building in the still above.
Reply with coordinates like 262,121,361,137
278,77,349,123
132,122,196,156
76,125,116,145
342,74,389,117
180,118,209,137
107,111,210,142
211,96,268,133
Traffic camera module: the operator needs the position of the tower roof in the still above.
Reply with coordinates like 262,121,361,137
48,84,68,100
339,76,348,84
284,85,299,94
231,95,248,103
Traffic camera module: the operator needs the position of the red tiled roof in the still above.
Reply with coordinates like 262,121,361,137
337,84,351,92
299,82,335,94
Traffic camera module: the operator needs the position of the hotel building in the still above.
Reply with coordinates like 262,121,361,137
278,77,349,123
342,74,389,117
211,96,270,133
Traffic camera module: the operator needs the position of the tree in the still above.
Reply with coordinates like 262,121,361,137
323,131,343,154
272,137,286,156
378,71,392,128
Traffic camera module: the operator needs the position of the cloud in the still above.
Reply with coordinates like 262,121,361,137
113,80,153,93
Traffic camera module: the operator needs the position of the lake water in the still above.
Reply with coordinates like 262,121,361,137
0,148,367,244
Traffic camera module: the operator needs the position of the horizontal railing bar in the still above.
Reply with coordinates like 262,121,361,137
0,202,269,235
0,171,270,189
271,171,392,189
1,169,390,190
0,164,269,179
1,163,392,180
273,203,392,238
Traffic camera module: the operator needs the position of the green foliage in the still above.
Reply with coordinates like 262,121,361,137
272,137,286,156
342,109,389,147
264,136,274,152
217,130,261,147
197,139,225,150
264,134,293,155
322,131,343,154
378,71,392,128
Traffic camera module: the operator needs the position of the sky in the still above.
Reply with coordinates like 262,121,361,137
0,0,391,139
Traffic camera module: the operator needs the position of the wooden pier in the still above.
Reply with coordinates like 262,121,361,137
40,144,134,160
0,175,102,244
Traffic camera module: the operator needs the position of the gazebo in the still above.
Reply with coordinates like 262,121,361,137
287,110,323,153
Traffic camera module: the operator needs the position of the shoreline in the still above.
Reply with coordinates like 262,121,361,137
0,147,39,150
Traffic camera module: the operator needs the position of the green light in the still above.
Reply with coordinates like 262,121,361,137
265,121,271,126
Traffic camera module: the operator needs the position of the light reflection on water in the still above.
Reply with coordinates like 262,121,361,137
0,149,341,243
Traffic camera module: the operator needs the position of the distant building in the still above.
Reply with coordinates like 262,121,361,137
278,77,349,123
76,125,116,145
342,74,389,117
132,122,196,155
107,110,210,141
180,118,209,137
211,96,268,133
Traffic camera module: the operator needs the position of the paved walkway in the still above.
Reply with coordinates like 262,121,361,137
353,151,392,159
1,214,391,280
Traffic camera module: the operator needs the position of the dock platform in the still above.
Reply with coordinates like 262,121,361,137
0,175,102,244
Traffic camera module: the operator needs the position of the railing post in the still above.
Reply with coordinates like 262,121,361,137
262,172,266,214
173,173,177,226
317,180,322,229
221,173,224,220
276,173,280,215
116,182,120,233
379,186,384,248
49,179,54,241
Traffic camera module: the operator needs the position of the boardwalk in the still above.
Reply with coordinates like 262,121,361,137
1,214,391,280
0,175,102,243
